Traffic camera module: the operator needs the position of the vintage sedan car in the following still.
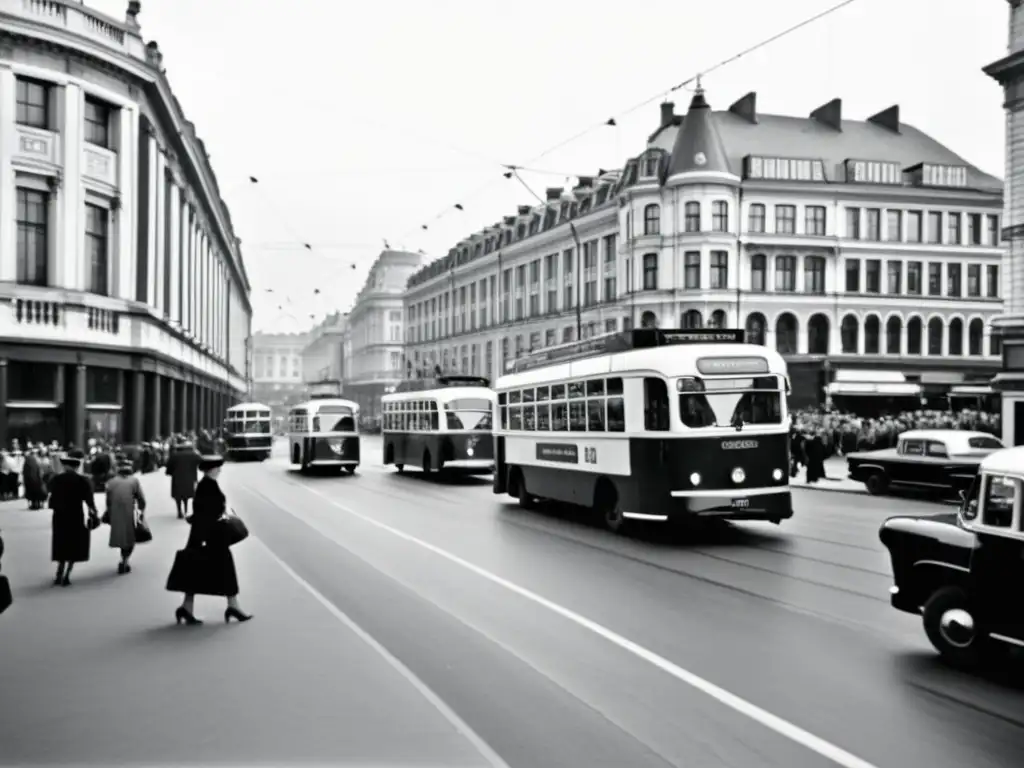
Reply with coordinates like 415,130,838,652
879,446,1024,665
847,428,1002,496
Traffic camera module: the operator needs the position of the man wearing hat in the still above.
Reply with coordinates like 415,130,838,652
105,454,147,574
47,450,98,586
165,440,201,520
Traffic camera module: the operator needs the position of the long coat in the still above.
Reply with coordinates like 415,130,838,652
172,476,238,597
106,474,146,550
166,449,201,501
22,455,47,503
49,470,97,563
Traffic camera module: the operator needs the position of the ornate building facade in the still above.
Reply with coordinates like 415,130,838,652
0,1,252,447
404,89,1004,409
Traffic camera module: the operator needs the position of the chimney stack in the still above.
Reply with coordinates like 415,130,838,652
660,102,675,127
545,187,563,201
517,205,531,216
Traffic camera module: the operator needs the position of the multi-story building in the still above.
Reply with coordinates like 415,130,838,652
986,0,1024,444
404,88,1004,410
251,331,308,423
0,1,251,448
301,311,347,383
346,249,424,419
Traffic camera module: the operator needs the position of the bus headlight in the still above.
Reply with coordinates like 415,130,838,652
772,468,783,481
731,467,746,484
690,472,701,486
467,447,474,457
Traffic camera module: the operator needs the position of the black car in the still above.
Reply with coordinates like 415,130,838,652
879,445,1024,665
847,428,1002,497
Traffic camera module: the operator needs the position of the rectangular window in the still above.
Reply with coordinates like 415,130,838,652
928,263,942,296
988,264,1000,298
886,261,901,294
804,256,825,293
774,255,796,291
805,206,826,236
85,203,109,295
865,259,881,293
16,77,49,129
748,204,765,233
684,202,700,232
988,214,1000,245
948,213,961,245
968,213,982,245
845,207,860,239
927,212,942,244
709,251,728,289
967,264,981,297
775,204,796,234
711,201,728,232
750,255,766,292
947,263,962,297
907,261,922,295
602,235,617,303
16,188,48,286
865,208,881,241
844,259,860,292
906,211,922,243
684,251,700,289
84,97,111,148
886,210,902,241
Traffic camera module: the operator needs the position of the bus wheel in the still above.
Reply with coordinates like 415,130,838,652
291,445,300,466
345,466,357,475
422,450,432,476
597,489,627,534
512,469,535,510
396,464,405,473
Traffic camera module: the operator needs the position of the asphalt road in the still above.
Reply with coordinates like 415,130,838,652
1,436,1023,767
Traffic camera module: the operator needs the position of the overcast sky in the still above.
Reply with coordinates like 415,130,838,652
90,0,1008,333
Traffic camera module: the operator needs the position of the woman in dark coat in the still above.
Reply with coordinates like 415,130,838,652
804,434,827,484
22,449,47,510
170,456,251,626
166,442,201,519
48,453,98,586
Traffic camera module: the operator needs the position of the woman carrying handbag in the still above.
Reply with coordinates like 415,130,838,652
166,455,252,626
104,455,148,575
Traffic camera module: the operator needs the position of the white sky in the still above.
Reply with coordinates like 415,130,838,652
89,0,1008,333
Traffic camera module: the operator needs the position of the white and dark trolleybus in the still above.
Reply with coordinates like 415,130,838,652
287,379,360,474
492,328,793,533
382,375,495,476
223,402,273,461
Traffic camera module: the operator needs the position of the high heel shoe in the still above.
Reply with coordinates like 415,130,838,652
225,607,252,623
175,607,202,625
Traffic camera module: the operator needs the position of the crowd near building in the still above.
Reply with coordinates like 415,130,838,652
0,1,252,449
401,88,1005,412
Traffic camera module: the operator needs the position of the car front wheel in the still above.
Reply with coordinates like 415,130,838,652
923,586,983,666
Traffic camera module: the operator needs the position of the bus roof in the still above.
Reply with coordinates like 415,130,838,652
497,328,787,388
226,402,271,413
382,386,495,405
393,375,490,393
289,397,359,413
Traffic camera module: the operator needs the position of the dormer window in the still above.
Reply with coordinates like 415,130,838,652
569,202,578,218
484,239,492,255
579,197,591,215
543,209,556,230
643,154,660,177
529,217,540,235
559,202,569,222
462,247,470,262
596,187,608,206
474,243,482,259
517,224,526,240
505,230,514,245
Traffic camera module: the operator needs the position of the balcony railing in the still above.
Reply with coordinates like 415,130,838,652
0,0,146,60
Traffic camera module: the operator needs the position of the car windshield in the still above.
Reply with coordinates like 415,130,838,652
317,405,356,432
967,436,1003,450
678,392,782,428
444,398,492,430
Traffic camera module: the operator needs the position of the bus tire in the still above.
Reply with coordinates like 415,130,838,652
596,482,627,534
510,468,535,510
291,445,301,466
345,466,357,475
396,464,405,473
422,450,432,476
866,472,889,496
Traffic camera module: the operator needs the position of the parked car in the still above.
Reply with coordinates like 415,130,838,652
846,429,1002,497
879,445,1024,665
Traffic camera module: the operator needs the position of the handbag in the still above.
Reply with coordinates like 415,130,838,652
87,513,101,531
166,548,207,594
134,517,153,544
101,510,110,525
219,513,249,547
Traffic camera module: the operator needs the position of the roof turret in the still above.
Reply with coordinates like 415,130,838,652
665,88,738,185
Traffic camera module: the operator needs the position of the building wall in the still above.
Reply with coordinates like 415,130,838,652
301,312,346,382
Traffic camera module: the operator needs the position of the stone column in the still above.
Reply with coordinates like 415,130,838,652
67,364,86,450
0,359,7,448
130,370,145,443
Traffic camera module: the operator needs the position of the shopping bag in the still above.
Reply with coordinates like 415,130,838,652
166,548,205,594
134,518,153,544
219,515,249,547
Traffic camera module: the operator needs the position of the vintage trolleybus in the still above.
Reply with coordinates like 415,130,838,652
880,446,1024,665
382,375,495,476
493,328,793,533
223,402,273,460
287,379,360,473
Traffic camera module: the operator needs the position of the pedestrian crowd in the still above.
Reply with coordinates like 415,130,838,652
0,429,252,625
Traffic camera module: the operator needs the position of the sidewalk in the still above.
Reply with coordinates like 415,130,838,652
0,472,489,766
789,456,867,495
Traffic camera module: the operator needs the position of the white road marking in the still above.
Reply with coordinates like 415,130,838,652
293,482,879,768
250,535,510,768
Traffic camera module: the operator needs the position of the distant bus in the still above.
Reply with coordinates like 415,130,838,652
287,379,360,473
223,402,273,461
382,375,495,476
493,329,793,533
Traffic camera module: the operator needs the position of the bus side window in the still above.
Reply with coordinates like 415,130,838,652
431,402,439,430
644,377,669,431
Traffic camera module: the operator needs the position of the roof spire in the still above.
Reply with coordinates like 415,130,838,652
665,85,736,184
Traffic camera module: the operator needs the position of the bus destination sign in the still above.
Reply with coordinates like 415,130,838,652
844,159,902,185
743,156,826,182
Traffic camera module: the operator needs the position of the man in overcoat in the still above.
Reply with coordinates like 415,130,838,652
166,441,201,519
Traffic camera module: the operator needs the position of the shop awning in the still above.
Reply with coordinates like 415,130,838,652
832,369,908,384
826,382,921,396
949,385,995,396
919,371,966,385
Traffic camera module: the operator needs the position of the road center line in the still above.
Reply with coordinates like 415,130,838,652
292,481,879,768
248,532,510,768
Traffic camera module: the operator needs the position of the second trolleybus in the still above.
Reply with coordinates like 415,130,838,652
492,328,793,533
223,402,273,461
381,375,495,476
287,379,361,473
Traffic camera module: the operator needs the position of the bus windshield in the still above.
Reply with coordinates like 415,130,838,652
678,390,782,428
444,398,492,431
226,418,270,434
315,405,356,433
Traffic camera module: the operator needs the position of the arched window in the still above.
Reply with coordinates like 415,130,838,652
968,318,984,356
776,313,798,355
907,317,923,355
745,312,767,345
808,313,829,354
640,310,658,329
927,317,944,355
864,315,881,354
643,204,660,235
711,201,728,232
681,309,703,328
642,253,658,290
840,314,859,354
948,318,964,355
684,201,700,232
886,316,902,355
709,309,727,328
